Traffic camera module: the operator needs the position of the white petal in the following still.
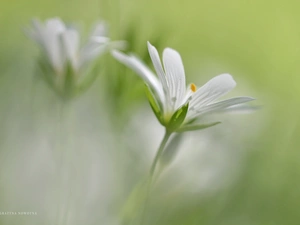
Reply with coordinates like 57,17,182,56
188,97,254,119
79,21,122,69
91,36,110,43
79,40,126,71
112,50,165,103
44,34,64,73
61,30,80,70
221,104,259,114
107,40,127,50
28,19,44,43
190,73,236,109
27,18,66,72
162,48,186,110
79,33,110,70
79,40,107,70
147,42,169,95
45,18,66,34
40,18,66,72
90,22,108,37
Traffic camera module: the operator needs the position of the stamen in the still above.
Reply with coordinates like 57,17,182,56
191,83,197,92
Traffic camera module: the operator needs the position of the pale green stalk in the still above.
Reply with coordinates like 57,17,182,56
60,102,78,225
140,129,172,224
53,101,73,225
149,130,172,179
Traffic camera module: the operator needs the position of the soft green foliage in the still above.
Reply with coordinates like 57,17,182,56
0,0,300,225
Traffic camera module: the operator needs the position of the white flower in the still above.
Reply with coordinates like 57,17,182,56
112,42,254,132
27,17,125,100
28,17,118,75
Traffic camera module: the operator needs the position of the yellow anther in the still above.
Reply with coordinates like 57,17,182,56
191,83,197,92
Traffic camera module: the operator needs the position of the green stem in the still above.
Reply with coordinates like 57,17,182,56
149,130,172,179
54,101,71,225
140,130,172,224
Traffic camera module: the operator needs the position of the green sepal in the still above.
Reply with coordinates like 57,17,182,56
167,103,189,132
177,121,221,133
145,85,164,125
36,58,58,92
63,63,76,100
36,58,66,100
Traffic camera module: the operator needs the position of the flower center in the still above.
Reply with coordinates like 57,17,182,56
191,83,197,92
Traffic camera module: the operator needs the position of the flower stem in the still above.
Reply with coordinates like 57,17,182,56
140,130,172,224
54,101,72,225
149,130,172,179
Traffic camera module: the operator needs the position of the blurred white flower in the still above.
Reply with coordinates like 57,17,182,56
27,17,125,100
112,42,254,132
28,17,115,74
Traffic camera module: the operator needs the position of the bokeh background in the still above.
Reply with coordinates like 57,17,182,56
0,0,299,224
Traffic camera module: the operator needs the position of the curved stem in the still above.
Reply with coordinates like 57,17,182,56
149,130,172,179
140,130,172,224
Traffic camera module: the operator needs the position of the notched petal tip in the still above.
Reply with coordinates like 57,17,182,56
217,73,237,88
163,47,181,58
162,47,184,72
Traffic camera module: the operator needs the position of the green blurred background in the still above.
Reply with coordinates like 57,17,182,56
0,0,300,225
